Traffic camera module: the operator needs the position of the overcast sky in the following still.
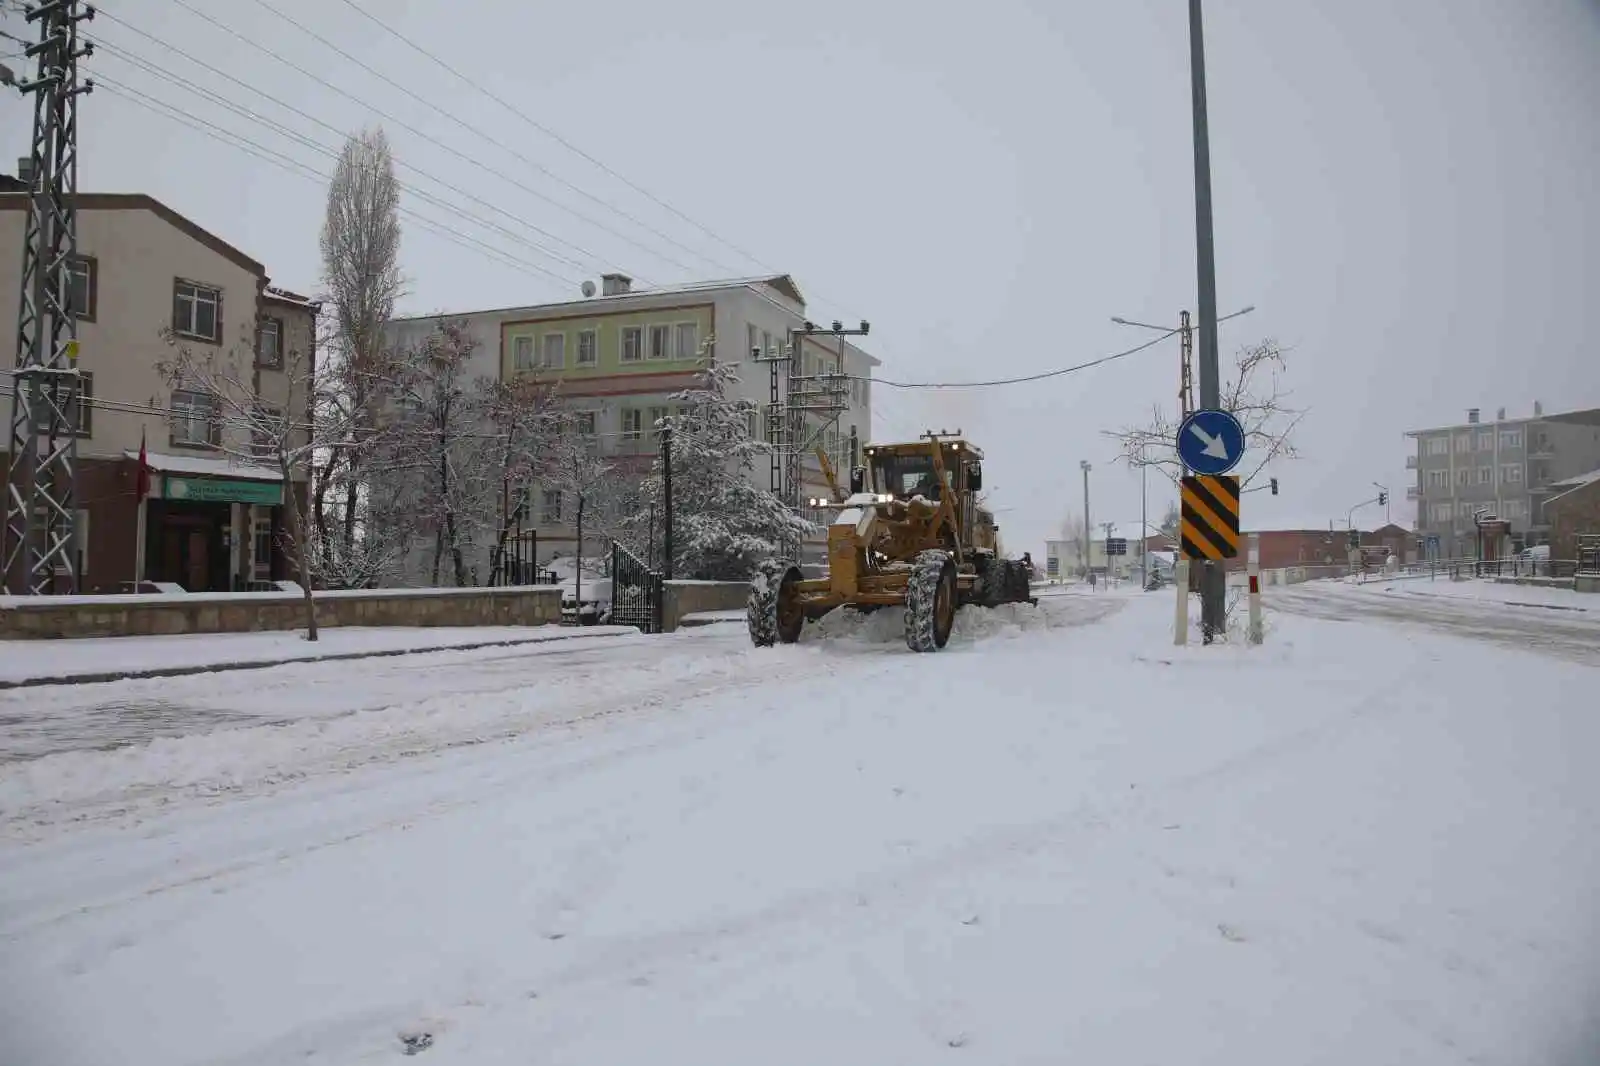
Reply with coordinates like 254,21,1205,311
3,0,1597,554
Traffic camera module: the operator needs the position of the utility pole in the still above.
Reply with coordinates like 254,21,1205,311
1140,442,1149,584
2,0,93,596
1188,0,1225,643
1080,460,1092,580
661,422,673,579
784,320,866,510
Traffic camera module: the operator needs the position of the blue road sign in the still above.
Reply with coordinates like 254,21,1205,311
1175,408,1246,476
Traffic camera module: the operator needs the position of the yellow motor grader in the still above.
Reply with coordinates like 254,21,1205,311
747,431,1036,653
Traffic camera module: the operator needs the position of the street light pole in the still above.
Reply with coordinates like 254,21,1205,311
1140,445,1149,585
1188,0,1225,643
1080,460,1092,581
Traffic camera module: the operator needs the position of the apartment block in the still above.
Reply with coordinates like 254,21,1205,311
379,273,878,583
0,185,318,593
1404,403,1600,556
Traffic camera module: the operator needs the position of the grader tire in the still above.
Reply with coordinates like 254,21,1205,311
748,560,804,647
904,549,957,653
982,554,1008,607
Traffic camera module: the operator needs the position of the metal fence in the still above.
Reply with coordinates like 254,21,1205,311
609,540,664,634
490,529,558,587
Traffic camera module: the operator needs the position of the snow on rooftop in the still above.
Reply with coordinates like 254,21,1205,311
124,449,284,481
1549,466,1600,490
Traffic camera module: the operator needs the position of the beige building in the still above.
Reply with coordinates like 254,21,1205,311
0,187,318,593
380,273,878,583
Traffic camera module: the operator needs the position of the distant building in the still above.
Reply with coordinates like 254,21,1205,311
1541,467,1600,563
1405,403,1600,557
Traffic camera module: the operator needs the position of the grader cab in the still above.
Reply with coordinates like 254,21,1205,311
747,431,1036,653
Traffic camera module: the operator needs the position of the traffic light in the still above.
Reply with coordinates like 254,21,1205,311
1378,490,1388,506
1269,477,1279,496
1348,529,1360,549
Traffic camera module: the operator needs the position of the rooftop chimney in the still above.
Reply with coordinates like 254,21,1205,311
15,157,32,186
1496,407,1505,421
1533,400,1543,417
1467,408,1480,424
600,273,632,296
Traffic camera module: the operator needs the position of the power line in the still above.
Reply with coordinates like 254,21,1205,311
95,8,651,284
869,328,1182,390
91,50,601,279
97,81,585,288
331,0,772,278
151,0,718,283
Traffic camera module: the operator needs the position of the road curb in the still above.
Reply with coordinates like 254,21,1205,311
0,629,639,691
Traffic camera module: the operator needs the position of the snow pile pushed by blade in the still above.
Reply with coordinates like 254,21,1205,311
807,600,1057,646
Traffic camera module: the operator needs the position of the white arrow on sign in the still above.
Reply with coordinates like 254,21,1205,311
1188,422,1231,461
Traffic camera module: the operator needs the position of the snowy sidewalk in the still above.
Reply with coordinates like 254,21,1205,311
0,624,641,688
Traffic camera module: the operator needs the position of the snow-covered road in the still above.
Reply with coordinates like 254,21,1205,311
3,586,1597,1065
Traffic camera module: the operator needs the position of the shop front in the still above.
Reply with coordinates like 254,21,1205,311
143,471,286,592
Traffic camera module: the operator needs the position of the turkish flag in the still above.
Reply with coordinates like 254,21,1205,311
135,427,152,503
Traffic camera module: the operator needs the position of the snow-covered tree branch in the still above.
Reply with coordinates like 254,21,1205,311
155,330,346,639
1103,339,1305,491
626,359,812,580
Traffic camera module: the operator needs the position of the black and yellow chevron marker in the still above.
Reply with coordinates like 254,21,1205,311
1180,475,1241,561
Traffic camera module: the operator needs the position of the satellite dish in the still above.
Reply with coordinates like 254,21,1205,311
581,280,596,298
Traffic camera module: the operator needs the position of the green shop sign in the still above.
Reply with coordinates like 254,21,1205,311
164,475,283,506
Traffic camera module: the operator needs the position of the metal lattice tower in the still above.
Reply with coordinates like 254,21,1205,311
2,0,94,596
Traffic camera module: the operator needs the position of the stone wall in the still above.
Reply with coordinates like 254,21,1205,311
662,580,749,633
0,585,563,639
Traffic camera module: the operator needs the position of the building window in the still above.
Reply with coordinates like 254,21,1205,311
540,333,565,370
747,322,759,358
621,407,642,441
540,489,562,524
1503,498,1527,520
1477,466,1493,484
574,410,596,436
257,316,283,369
251,403,282,460
762,330,773,358
1476,430,1494,451
30,370,93,437
648,324,670,360
1454,434,1471,453
576,329,598,366
621,326,643,362
1501,464,1523,484
1425,436,1449,457
1500,429,1523,449
252,515,274,580
170,389,220,448
75,508,88,577
67,255,96,320
513,336,534,372
173,279,222,342
1430,502,1453,523
1427,469,1449,488
647,405,668,438
1455,468,1471,486
674,322,699,360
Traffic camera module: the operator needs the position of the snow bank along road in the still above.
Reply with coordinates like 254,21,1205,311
1270,577,1600,666
3,588,1599,1064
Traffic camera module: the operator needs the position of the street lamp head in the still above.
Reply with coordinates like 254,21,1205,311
1110,316,1129,326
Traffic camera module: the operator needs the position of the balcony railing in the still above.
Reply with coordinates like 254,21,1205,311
1405,455,1418,469
1405,486,1422,500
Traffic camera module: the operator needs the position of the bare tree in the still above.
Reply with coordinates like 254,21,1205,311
156,331,348,640
542,413,614,612
1104,339,1305,491
1057,510,1087,577
475,373,564,584
376,318,484,587
317,126,403,570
